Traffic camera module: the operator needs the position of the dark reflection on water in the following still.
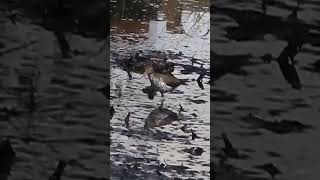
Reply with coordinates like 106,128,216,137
144,106,180,129
213,0,320,180
110,0,210,179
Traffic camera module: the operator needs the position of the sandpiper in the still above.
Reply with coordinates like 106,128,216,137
125,51,173,75
143,66,187,97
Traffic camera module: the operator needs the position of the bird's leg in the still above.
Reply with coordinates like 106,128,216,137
160,90,164,97
127,70,132,80
159,99,164,110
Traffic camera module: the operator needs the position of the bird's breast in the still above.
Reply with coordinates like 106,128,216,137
150,75,172,92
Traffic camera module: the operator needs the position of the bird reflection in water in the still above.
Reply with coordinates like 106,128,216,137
144,100,180,129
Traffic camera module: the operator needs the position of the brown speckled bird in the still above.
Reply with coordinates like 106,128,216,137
144,66,187,97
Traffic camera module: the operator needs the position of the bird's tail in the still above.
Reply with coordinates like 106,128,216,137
179,79,189,85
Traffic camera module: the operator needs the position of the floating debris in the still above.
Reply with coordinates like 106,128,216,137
188,98,207,104
156,159,167,175
115,84,122,98
124,112,131,128
191,131,200,140
196,72,205,90
191,113,198,118
110,106,115,119
183,147,204,156
179,104,186,112
180,124,187,133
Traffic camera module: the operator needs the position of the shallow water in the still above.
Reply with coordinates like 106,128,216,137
213,0,320,180
110,0,210,179
0,4,107,180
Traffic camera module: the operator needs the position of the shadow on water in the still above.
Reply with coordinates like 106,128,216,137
110,0,210,179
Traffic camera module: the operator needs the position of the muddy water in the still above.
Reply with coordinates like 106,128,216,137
213,0,320,180
110,0,210,179
0,5,107,180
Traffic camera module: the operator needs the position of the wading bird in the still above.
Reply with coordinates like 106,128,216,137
143,66,187,97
